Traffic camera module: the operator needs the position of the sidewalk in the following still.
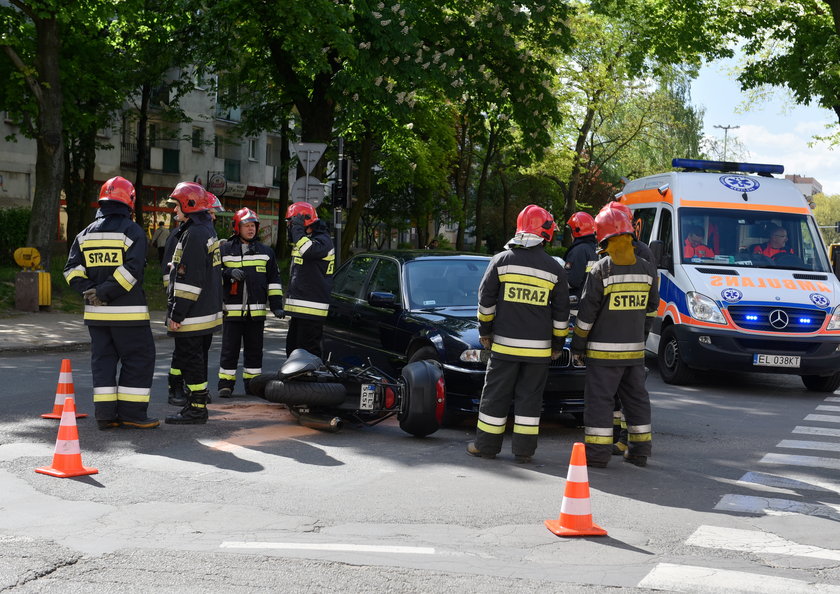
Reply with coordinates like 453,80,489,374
0,310,170,353
0,310,289,354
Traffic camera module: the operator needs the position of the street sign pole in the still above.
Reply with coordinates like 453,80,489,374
335,137,344,269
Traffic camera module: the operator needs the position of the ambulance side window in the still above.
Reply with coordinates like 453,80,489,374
657,208,674,262
633,208,657,244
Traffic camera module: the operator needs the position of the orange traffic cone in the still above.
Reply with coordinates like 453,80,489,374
35,397,98,478
545,442,607,537
42,359,87,419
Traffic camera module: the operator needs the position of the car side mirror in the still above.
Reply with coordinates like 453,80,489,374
649,240,673,274
368,291,400,309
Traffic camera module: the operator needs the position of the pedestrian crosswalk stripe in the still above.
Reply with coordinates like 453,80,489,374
714,494,840,519
816,405,840,413
793,425,840,438
637,562,840,593
737,471,840,494
825,396,840,403
686,525,840,562
761,452,840,470
777,439,840,453
803,414,840,424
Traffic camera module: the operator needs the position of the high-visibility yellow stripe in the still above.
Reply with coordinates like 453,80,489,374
93,392,117,402
491,343,551,358
477,420,506,434
585,435,613,444
478,313,494,322
174,290,200,301
65,269,87,282
186,382,208,391
553,328,569,338
79,239,128,249
498,273,555,290
586,349,645,359
285,304,328,317
113,268,134,292
169,368,182,376
574,326,589,338
174,318,223,332
513,424,539,435
604,282,652,294
117,392,150,403
218,372,236,380
85,311,151,321
628,433,652,442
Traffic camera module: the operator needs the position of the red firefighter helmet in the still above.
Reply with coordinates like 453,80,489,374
98,176,136,210
205,191,224,211
567,212,596,238
607,201,632,221
595,204,634,246
285,201,319,224
233,207,260,234
167,182,209,213
515,204,557,242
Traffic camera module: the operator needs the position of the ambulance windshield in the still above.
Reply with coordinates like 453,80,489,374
677,208,831,272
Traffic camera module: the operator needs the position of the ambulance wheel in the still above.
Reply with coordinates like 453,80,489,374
801,373,840,392
658,326,694,385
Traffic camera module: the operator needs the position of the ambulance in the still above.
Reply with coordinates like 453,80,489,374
619,158,840,392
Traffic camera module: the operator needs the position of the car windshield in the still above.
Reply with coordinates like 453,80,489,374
677,208,831,272
405,258,488,309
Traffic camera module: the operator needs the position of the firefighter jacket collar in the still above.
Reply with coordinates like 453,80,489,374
505,232,545,249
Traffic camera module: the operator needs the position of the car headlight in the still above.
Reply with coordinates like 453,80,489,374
686,291,725,324
827,306,840,330
460,349,490,364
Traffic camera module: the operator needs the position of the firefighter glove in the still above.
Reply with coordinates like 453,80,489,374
82,288,107,307
229,268,246,282
572,353,586,367
479,336,492,349
273,309,285,319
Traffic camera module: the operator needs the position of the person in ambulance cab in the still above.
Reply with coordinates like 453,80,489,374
753,225,793,258
467,204,570,463
683,225,716,259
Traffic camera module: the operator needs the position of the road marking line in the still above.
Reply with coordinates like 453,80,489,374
793,426,840,438
777,439,840,453
761,453,840,471
803,414,840,424
816,405,840,413
637,562,840,593
714,494,840,519
737,471,840,494
687,525,840,562
826,397,840,403
220,541,436,555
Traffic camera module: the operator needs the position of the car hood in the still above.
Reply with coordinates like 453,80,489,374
409,306,481,344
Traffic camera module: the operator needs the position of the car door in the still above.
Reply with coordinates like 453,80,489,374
352,257,404,371
323,255,376,363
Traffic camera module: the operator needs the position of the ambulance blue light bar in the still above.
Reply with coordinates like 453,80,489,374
672,158,784,175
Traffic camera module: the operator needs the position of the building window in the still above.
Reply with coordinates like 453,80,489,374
192,127,204,151
224,159,241,182
248,138,257,161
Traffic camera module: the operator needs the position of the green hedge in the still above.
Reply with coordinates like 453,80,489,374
0,208,30,263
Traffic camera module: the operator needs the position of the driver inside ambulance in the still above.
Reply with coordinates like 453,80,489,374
683,225,716,259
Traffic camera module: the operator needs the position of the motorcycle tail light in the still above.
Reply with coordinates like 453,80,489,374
434,376,446,424
384,387,396,409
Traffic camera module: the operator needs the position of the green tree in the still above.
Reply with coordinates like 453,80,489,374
813,193,840,245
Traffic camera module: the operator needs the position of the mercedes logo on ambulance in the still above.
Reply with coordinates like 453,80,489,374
768,309,789,329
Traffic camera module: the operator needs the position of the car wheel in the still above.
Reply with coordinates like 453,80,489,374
801,373,840,392
657,325,694,385
398,360,443,437
408,346,465,427
264,380,347,405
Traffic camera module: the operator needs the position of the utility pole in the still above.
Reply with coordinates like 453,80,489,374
713,124,740,161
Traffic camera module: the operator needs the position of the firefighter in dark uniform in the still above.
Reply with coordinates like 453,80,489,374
467,205,570,463
218,208,284,397
164,182,223,425
284,201,335,358
607,200,654,455
564,211,598,300
162,208,189,406
63,176,158,429
571,204,659,468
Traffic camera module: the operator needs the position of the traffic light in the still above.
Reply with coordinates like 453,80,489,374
333,158,351,209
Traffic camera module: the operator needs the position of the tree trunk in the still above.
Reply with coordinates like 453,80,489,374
564,105,597,247
12,15,65,270
453,114,472,251
275,117,291,261
64,125,98,246
133,82,152,232
472,123,498,254
342,125,374,262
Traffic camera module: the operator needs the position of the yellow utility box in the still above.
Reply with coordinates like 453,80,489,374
13,247,51,309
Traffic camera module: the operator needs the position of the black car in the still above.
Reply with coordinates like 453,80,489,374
322,251,584,422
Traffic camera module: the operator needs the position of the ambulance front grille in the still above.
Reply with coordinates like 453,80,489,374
727,305,826,333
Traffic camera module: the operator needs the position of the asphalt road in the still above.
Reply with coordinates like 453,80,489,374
2,330,840,592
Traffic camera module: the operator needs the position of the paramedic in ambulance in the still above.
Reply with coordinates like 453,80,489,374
683,225,715,259
753,225,793,258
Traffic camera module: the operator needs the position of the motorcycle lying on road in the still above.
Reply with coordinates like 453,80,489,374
248,349,446,437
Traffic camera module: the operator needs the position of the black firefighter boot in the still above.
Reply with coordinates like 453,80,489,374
168,375,188,407
165,390,209,424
